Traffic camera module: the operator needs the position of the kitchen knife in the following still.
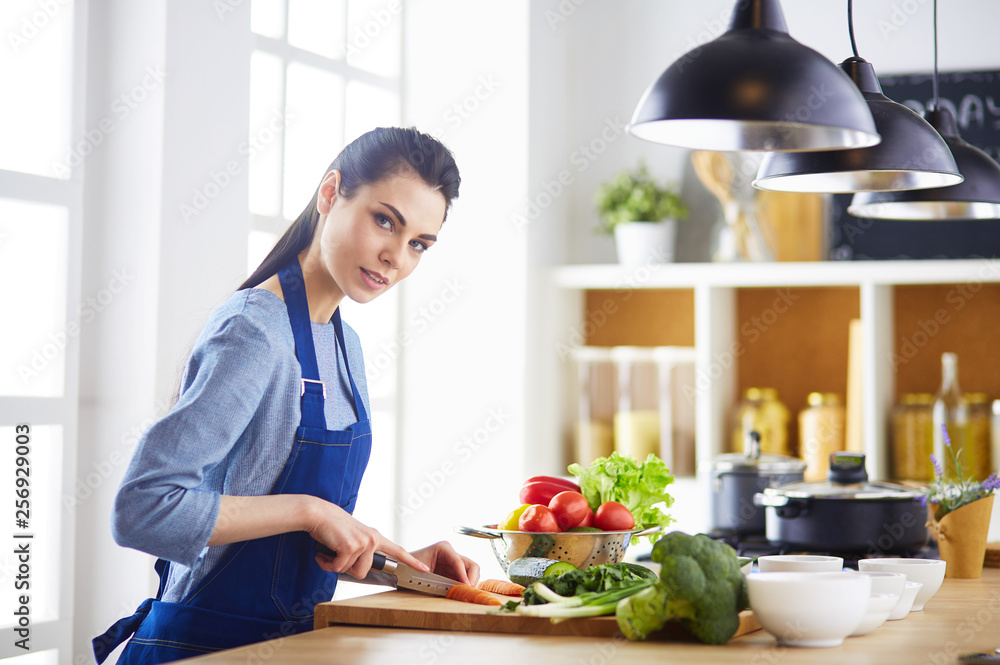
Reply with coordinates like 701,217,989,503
313,542,460,597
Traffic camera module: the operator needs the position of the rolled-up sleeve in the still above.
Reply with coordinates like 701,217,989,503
112,311,280,567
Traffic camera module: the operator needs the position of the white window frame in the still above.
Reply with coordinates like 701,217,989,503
0,0,87,660
249,1,404,239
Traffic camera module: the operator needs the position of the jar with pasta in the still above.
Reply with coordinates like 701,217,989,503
732,387,790,457
892,393,934,482
799,392,846,482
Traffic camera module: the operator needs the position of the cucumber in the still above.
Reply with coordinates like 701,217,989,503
507,557,578,586
565,526,602,533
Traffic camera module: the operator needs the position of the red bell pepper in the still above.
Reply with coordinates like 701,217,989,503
518,476,581,506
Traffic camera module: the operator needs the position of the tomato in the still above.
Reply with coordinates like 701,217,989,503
594,501,635,531
518,504,561,532
499,504,531,531
548,491,591,530
578,508,594,528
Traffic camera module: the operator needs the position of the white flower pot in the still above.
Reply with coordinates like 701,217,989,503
613,220,678,266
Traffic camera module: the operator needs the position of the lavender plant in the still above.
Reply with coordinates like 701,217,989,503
924,424,1000,521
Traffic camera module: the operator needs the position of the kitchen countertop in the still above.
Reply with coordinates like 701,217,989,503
179,568,1000,664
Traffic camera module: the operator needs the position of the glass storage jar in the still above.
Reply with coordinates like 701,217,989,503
731,387,790,456
892,393,935,482
799,392,846,482
966,393,993,482
570,347,616,466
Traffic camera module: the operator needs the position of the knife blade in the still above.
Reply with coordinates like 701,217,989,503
314,542,461,597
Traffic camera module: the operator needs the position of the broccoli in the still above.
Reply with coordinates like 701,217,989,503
615,531,749,645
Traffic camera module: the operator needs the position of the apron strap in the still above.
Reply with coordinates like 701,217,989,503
278,261,366,427
278,262,326,430
332,309,367,423
93,558,170,663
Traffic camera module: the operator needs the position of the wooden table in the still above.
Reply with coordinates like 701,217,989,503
181,569,1000,665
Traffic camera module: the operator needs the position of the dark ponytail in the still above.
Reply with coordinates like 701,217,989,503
238,126,461,291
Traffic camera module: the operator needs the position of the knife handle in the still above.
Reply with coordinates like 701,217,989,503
312,542,388,571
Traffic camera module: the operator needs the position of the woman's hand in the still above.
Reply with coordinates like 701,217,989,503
305,497,430,580
409,541,481,586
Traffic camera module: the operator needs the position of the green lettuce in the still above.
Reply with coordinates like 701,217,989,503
567,452,675,538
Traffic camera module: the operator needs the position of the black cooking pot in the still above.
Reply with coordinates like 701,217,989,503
710,431,806,535
755,451,929,555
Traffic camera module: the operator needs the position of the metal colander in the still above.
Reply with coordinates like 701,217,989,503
455,525,661,572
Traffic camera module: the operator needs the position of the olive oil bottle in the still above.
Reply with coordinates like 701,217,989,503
932,352,969,481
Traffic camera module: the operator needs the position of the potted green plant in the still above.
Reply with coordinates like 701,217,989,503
595,161,688,265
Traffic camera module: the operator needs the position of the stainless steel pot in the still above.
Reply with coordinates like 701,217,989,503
755,451,929,555
710,431,806,535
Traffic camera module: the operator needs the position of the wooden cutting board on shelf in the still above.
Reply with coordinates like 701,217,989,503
314,589,760,641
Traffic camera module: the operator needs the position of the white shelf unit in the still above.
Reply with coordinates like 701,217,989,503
551,259,1000,531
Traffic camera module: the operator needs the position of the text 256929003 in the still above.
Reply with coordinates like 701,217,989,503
13,423,31,651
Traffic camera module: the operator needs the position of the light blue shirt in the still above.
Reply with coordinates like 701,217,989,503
112,288,369,602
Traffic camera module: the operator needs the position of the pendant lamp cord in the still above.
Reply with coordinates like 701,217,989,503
932,0,940,111
847,0,859,58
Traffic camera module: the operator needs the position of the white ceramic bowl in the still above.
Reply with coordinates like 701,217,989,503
849,593,898,636
747,571,871,647
758,555,844,573
857,559,946,611
856,571,907,600
887,581,923,620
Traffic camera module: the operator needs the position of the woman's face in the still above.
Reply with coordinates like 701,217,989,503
314,170,447,304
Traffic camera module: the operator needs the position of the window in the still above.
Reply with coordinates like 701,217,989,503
247,0,403,599
0,0,83,659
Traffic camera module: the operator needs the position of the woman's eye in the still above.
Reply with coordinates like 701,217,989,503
409,240,429,254
375,213,393,230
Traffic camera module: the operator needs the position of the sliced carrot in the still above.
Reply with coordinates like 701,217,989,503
446,583,502,606
476,579,526,596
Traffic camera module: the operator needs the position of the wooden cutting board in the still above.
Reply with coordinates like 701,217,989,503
314,589,760,641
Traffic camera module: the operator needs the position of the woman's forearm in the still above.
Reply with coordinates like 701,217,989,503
207,493,317,546
209,493,433,579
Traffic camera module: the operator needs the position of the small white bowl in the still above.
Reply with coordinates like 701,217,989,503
857,559,946,611
747,571,871,647
758,555,844,573
849,593,898,636
887,581,923,620
856,571,907,601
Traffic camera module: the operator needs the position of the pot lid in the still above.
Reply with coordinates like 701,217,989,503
712,431,806,474
760,451,922,500
760,479,923,501
712,451,806,474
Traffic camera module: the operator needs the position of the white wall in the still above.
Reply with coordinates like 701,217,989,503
76,1,166,659
77,1,250,661
397,0,529,582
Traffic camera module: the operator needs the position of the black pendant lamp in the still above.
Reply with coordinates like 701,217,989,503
627,0,879,152
753,0,963,193
848,0,1000,219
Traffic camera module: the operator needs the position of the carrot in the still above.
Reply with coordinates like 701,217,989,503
477,579,526,596
446,583,502,606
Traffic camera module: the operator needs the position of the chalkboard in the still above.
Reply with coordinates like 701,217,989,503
830,69,1000,261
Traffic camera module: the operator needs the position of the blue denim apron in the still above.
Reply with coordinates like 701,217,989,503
94,261,372,664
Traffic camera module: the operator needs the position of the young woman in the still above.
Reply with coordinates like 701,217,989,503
94,127,478,664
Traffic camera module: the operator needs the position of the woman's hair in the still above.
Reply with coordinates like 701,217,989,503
238,126,461,291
